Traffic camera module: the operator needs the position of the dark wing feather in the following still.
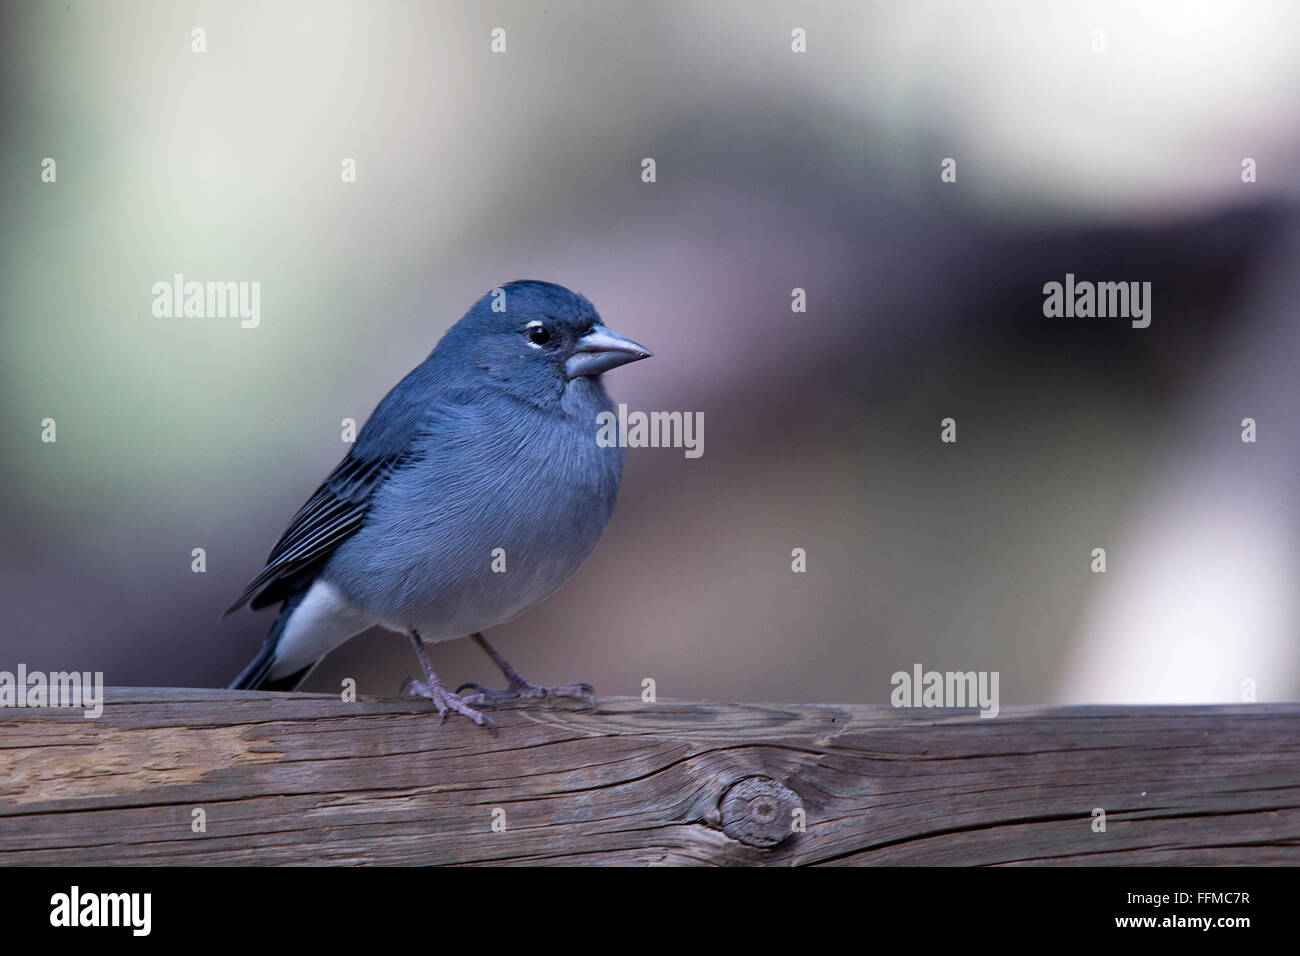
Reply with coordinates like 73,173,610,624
224,363,438,615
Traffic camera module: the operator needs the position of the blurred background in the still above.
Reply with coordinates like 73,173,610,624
2,1,1298,706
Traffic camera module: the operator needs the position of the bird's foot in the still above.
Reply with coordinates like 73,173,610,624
401,676,496,729
455,676,596,708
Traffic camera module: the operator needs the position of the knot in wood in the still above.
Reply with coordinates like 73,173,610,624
719,776,800,847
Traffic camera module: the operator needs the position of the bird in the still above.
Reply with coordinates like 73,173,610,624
225,280,651,728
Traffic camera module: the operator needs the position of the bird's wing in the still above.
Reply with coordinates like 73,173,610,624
224,368,437,615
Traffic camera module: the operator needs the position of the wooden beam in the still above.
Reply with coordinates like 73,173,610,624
1,690,1297,865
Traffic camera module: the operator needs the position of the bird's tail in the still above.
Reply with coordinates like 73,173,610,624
229,587,314,691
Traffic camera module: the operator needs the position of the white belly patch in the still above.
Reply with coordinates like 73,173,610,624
270,579,377,680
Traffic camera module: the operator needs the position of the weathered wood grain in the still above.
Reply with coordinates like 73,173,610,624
1,690,1297,865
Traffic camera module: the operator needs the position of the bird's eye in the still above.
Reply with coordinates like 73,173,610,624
525,322,550,347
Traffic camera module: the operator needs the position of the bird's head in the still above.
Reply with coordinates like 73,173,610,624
444,280,652,402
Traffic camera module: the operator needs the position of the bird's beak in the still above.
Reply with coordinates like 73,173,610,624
565,324,653,379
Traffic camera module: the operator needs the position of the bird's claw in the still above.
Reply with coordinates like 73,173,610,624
455,678,596,708
402,676,496,730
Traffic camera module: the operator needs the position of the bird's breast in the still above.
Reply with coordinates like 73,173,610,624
325,394,625,640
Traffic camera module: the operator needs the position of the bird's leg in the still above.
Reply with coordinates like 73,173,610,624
456,632,595,707
401,631,495,729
